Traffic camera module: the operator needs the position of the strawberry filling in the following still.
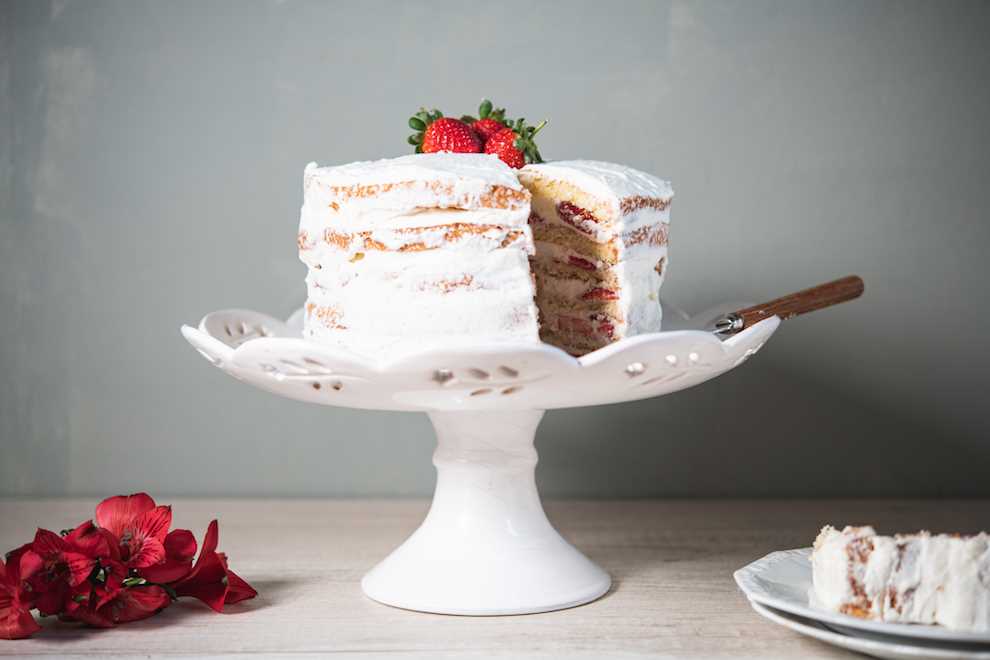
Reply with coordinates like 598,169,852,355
567,255,597,271
581,287,619,301
557,315,593,336
556,201,600,235
556,314,617,340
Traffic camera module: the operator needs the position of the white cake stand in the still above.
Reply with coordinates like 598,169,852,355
181,305,779,615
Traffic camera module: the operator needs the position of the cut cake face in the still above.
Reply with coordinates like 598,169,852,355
518,161,673,355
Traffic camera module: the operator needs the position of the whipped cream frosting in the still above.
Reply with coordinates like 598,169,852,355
812,525,990,632
523,160,672,201
306,152,525,191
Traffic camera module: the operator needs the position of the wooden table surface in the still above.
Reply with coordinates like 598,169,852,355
0,499,987,659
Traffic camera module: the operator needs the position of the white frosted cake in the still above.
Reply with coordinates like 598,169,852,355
519,161,672,355
812,525,990,632
297,153,673,357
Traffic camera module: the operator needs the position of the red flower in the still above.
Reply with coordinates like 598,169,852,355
1,493,257,640
0,556,40,640
172,521,257,612
20,522,110,616
96,494,172,569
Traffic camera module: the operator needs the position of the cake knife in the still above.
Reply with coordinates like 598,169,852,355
711,275,864,335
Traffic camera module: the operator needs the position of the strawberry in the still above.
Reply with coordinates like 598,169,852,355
407,109,481,154
581,287,619,301
567,255,598,271
408,101,547,166
484,128,525,168
467,99,508,142
483,118,547,169
472,118,507,142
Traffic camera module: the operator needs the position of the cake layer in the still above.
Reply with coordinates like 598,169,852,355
530,221,668,266
301,199,531,237
303,153,529,232
520,160,672,243
539,310,621,355
532,255,664,354
812,525,990,632
299,222,532,269
303,245,539,356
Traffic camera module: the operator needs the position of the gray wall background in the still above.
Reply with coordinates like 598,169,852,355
3,0,989,498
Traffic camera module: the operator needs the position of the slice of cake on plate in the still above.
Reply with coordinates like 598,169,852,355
518,161,673,355
298,153,540,356
812,525,990,632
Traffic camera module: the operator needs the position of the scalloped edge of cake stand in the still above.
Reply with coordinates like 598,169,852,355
180,309,778,412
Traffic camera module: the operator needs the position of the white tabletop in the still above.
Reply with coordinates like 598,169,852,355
1,498,987,659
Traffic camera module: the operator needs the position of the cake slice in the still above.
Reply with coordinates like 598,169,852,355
812,525,990,632
298,153,540,356
518,161,673,355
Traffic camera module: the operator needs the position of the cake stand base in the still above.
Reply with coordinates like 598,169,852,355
361,410,611,615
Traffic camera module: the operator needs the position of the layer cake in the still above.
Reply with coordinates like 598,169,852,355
298,154,673,357
812,525,990,632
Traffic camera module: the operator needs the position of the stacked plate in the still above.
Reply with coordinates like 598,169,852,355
734,548,990,660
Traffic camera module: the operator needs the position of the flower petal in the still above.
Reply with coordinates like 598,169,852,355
62,552,97,587
222,568,258,606
106,585,170,624
0,608,40,640
94,561,126,609
128,537,165,569
31,528,65,558
96,527,122,562
95,493,156,538
15,549,42,582
139,559,192,584
164,529,197,562
200,520,219,557
63,597,115,628
173,551,227,612
0,561,39,638
136,506,172,545
4,543,32,579
64,520,112,559
33,578,68,617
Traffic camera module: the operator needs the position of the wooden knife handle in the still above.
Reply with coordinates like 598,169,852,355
734,275,864,328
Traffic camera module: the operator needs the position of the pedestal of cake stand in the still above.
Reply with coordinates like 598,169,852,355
361,409,609,615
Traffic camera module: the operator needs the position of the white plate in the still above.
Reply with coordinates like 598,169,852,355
749,600,990,660
735,548,990,644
